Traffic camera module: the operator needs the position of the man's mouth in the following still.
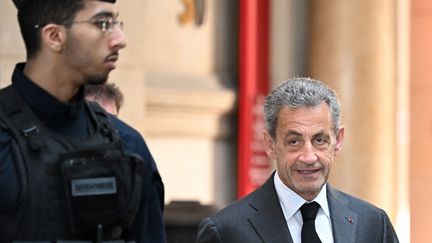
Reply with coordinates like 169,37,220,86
298,169,320,175
106,54,119,62
105,54,119,69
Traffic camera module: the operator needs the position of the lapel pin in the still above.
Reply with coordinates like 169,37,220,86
345,217,353,224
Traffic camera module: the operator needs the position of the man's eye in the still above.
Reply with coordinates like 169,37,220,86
94,19,109,30
95,19,108,29
314,137,329,146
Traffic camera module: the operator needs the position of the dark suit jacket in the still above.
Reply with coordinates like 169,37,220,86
196,173,399,243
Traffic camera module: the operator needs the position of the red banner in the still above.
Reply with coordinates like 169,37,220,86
238,0,271,198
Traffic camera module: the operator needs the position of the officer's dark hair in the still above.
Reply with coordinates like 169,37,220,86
14,0,116,59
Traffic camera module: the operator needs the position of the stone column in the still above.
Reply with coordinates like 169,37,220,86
308,0,397,218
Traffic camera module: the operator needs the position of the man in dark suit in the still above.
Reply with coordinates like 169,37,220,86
196,77,399,243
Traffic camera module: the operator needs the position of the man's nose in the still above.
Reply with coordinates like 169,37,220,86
298,142,318,164
109,27,127,50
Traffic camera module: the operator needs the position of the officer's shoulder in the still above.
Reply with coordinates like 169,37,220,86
108,115,143,140
0,109,11,142
87,101,143,139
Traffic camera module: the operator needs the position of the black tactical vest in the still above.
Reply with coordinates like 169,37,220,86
0,86,143,242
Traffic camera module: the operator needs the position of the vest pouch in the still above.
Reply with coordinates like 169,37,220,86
59,142,143,237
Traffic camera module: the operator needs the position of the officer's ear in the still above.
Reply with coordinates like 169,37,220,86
40,24,67,53
263,130,276,160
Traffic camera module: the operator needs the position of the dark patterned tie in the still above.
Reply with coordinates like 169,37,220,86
300,202,322,243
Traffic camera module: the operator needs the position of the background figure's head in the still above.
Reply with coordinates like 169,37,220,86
264,77,342,139
85,82,123,116
13,0,116,60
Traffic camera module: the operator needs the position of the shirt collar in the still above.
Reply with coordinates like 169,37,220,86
274,171,331,220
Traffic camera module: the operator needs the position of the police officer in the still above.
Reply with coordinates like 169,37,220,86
0,0,165,242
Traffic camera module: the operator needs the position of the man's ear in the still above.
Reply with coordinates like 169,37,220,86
40,24,66,53
263,130,276,160
334,126,345,154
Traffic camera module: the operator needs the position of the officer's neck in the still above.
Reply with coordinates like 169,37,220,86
24,55,82,104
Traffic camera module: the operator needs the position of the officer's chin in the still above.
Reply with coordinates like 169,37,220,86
86,75,108,85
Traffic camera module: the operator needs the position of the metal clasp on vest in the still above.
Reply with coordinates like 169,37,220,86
21,125,39,136
21,125,43,152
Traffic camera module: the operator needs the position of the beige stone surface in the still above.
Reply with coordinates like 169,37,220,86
0,0,25,85
308,0,397,218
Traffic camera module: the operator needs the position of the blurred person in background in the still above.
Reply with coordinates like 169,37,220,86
0,0,165,242
85,82,124,116
196,77,399,243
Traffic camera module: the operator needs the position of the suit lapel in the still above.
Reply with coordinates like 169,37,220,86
247,174,293,243
327,185,358,243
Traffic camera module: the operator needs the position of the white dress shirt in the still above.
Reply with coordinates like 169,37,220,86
274,172,334,243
